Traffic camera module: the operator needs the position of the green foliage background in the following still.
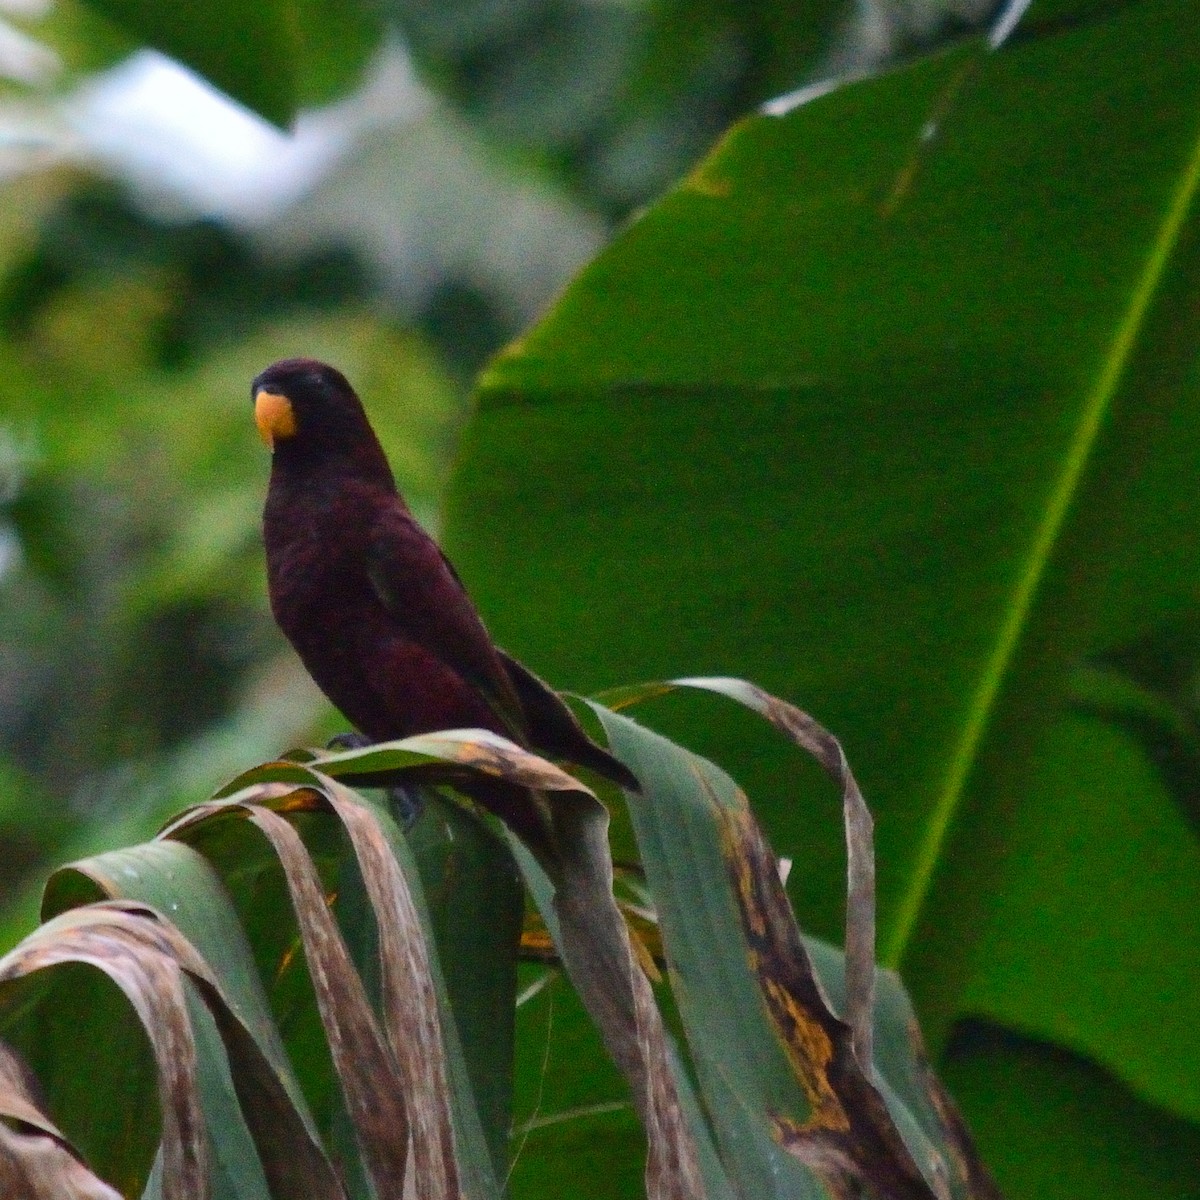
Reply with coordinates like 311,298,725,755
0,0,1197,1196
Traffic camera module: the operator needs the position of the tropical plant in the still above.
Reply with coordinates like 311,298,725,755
0,0,1197,1196
440,1,1200,1194
0,683,1000,1199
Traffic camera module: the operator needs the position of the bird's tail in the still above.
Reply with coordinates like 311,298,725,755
497,650,641,793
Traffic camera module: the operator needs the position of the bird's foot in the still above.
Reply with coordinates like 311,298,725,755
326,730,372,752
323,732,424,831
386,786,425,831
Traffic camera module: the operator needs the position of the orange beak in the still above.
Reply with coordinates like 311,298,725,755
255,390,297,450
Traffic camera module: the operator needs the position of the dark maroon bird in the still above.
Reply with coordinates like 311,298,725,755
253,357,637,839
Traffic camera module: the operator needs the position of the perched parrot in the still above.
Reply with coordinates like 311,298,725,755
253,357,638,841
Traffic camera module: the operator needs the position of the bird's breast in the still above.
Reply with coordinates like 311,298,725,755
263,480,507,743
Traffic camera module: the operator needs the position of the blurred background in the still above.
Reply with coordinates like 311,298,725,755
0,0,1001,929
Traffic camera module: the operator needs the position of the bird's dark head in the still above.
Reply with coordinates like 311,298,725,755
252,358,375,455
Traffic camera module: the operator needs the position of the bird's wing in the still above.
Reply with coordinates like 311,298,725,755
365,500,529,740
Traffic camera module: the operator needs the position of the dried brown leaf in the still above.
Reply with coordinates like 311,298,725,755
51,826,348,1200
545,795,706,1200
146,919,347,1200
307,717,696,1198
0,1041,122,1200
242,801,411,1197
0,903,208,1200
305,729,599,798
317,775,463,1200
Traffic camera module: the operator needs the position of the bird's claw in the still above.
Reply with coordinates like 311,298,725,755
386,786,425,831
326,730,372,752
324,732,424,830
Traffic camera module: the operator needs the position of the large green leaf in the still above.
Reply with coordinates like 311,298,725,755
442,0,1200,1186
941,1023,1200,1200
75,0,382,126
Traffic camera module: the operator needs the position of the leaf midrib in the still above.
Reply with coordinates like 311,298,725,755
882,120,1200,970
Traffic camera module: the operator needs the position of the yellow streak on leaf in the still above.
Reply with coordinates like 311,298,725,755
722,805,850,1135
762,979,850,1134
